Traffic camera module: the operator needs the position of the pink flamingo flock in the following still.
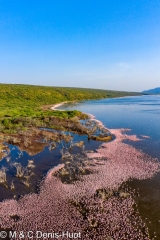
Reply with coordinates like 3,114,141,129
0,125,159,239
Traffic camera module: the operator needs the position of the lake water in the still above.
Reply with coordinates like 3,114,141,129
58,95,160,158
58,95,160,239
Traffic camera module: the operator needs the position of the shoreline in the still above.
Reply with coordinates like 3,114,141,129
51,100,112,140
50,100,107,129
50,94,148,111
50,101,68,111
50,100,79,111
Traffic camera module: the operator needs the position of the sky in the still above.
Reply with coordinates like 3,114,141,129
0,0,160,92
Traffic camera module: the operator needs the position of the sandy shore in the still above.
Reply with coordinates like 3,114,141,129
50,101,68,111
50,100,78,111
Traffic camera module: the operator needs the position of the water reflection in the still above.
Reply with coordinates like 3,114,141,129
0,132,101,201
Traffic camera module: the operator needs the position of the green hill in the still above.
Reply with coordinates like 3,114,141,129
0,83,141,133
0,83,141,118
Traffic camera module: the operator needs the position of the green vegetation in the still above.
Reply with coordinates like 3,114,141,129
0,83,141,133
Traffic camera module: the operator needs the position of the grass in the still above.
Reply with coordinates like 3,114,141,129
0,83,141,133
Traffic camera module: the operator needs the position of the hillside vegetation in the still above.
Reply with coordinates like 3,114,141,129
0,84,141,117
0,84,141,133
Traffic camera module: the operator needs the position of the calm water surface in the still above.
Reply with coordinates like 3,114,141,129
58,95,160,239
0,133,101,201
58,95,160,158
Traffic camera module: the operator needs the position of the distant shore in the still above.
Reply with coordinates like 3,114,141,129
50,100,80,111
50,101,69,111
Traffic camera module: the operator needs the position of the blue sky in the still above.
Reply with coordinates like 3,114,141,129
0,0,160,91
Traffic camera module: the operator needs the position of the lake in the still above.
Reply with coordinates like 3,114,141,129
58,95,160,158
57,95,160,239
